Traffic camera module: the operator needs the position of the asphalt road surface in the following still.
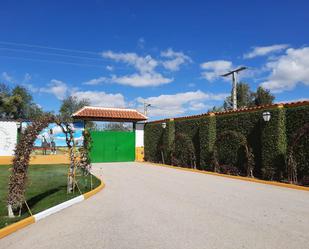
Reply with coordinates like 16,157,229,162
1,162,309,249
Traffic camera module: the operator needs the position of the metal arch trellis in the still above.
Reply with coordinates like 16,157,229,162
7,115,87,217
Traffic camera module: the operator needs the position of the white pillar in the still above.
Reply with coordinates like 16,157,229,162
135,123,144,147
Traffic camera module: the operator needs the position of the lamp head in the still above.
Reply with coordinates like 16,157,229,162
262,111,271,122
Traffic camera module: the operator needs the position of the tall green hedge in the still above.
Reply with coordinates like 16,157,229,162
261,107,287,180
144,122,164,162
215,111,262,176
199,115,216,170
285,106,309,183
144,121,175,164
174,118,201,168
144,104,309,185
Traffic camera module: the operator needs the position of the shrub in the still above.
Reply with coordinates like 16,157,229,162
171,133,196,168
213,130,254,176
174,118,201,168
144,102,309,185
199,115,216,170
285,106,309,184
261,107,286,180
216,111,262,176
144,122,164,162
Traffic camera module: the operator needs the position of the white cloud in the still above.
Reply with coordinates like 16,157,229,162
200,60,233,81
23,73,32,83
102,51,158,74
111,73,173,87
1,72,14,83
24,84,39,93
41,79,69,100
83,77,109,85
189,102,207,111
106,65,114,71
136,90,228,117
261,47,309,92
137,37,145,49
161,48,192,71
72,90,126,107
244,44,289,59
102,50,173,87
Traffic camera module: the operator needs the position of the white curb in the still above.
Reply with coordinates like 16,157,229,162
34,195,84,221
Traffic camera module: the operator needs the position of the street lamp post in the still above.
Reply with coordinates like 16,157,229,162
161,122,167,164
262,111,271,122
144,102,151,116
221,66,248,110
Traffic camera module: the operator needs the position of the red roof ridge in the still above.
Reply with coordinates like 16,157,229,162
147,100,309,124
72,106,144,116
72,106,147,121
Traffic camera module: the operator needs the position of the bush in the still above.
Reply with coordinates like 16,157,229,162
144,123,164,162
213,130,254,176
216,111,262,176
174,118,201,168
261,107,286,180
199,115,216,170
144,103,309,185
285,106,309,184
171,133,196,168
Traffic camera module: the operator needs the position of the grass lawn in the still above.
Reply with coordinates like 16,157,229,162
0,164,100,228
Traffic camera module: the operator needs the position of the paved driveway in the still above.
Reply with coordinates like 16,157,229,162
1,162,309,249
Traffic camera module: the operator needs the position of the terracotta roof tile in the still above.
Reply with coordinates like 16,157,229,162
148,100,309,124
72,106,147,122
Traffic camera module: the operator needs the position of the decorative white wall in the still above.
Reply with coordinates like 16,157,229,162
0,121,18,156
135,123,144,147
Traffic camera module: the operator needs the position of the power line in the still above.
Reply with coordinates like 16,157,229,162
0,55,105,68
0,47,107,62
0,41,100,55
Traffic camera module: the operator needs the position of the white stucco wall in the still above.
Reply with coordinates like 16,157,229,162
0,121,18,156
135,123,144,147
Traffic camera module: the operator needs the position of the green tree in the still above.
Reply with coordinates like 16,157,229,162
253,86,275,106
0,84,42,119
58,96,92,193
210,105,224,112
223,83,275,110
59,96,90,121
224,82,254,110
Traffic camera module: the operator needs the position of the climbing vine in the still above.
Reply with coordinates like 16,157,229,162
7,115,88,217
212,130,254,177
171,133,196,168
79,129,92,175
286,123,309,184
7,114,55,217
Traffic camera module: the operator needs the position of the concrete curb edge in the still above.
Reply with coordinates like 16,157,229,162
0,178,105,239
141,162,309,192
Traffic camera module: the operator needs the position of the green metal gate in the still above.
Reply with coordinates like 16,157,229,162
90,131,135,162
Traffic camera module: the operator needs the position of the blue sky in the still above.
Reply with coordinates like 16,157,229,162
0,0,308,120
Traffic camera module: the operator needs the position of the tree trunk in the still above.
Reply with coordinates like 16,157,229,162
8,204,14,218
67,148,75,193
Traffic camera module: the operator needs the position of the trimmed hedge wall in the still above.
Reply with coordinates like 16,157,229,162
144,103,309,185
216,110,262,177
200,115,216,170
144,122,164,163
285,106,309,183
174,118,201,168
261,107,287,180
